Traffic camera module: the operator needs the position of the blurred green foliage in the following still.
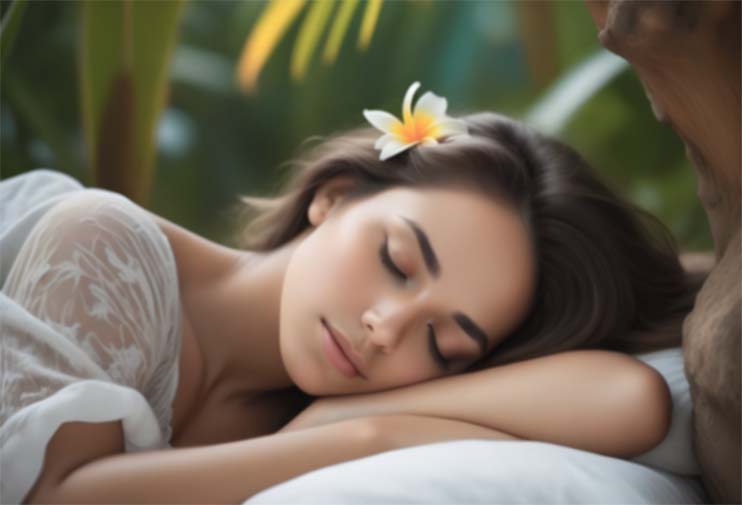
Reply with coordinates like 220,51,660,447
0,0,712,251
78,0,185,204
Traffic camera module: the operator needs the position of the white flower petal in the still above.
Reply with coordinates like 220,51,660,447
375,133,396,149
414,91,448,119
380,140,418,161
402,81,421,124
421,137,439,146
363,109,401,133
435,118,469,138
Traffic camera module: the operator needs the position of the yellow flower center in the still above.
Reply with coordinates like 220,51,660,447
392,112,441,144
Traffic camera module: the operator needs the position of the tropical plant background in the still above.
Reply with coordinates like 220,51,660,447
0,0,712,252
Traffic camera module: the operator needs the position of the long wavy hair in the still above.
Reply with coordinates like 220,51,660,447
231,112,704,371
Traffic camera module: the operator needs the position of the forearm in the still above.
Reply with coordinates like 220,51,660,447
374,414,520,450
336,350,671,457
35,419,379,504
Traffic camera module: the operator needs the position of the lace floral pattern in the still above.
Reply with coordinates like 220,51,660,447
1,188,181,444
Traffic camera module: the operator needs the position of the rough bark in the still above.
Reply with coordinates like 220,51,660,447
584,2,741,503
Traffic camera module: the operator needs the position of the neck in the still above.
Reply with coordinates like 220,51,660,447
181,233,308,403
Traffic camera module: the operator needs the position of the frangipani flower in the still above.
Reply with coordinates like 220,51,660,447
363,81,469,161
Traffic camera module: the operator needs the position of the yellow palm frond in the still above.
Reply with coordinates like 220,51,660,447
358,0,382,51
291,0,336,81
237,0,386,93
322,0,359,65
237,0,307,93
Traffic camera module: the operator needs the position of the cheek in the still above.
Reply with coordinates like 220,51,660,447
395,363,435,386
285,225,376,313
369,361,439,393
313,222,379,310
279,235,331,349
331,248,376,302
277,226,377,384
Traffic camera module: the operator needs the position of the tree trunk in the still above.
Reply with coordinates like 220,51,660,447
584,2,741,503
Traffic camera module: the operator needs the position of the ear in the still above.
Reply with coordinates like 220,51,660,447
307,175,357,226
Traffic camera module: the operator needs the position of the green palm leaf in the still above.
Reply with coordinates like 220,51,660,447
80,0,185,204
0,0,28,66
525,49,629,135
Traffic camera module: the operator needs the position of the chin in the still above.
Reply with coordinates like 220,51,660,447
292,371,337,396
291,373,321,396
280,322,354,397
282,347,324,396
293,373,354,397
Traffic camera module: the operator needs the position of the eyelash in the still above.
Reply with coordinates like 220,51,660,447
379,237,452,371
428,322,452,371
379,237,406,282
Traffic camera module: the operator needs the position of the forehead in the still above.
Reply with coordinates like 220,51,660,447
360,186,536,342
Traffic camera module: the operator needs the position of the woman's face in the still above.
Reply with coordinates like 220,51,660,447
279,179,536,395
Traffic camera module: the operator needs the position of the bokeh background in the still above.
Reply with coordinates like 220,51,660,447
0,0,712,252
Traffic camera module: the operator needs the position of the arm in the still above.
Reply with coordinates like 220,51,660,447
27,415,520,504
283,350,672,458
27,418,379,504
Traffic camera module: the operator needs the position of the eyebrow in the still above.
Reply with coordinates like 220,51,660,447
399,216,491,358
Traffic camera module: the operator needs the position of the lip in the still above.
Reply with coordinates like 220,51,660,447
322,319,367,379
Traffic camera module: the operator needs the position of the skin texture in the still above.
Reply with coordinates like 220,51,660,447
177,177,536,406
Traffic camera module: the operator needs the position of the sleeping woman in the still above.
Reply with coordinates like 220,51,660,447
1,82,704,504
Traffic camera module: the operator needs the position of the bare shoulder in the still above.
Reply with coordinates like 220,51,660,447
502,349,662,376
142,210,241,292
532,350,671,452
550,350,671,411
548,349,667,383
24,421,124,503
513,349,671,410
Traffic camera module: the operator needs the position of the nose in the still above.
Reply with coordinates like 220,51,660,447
361,296,430,354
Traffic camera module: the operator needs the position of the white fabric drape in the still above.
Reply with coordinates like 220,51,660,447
0,170,182,504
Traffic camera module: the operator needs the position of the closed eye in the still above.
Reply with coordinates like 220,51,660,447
427,321,452,371
380,236,407,281
379,236,452,371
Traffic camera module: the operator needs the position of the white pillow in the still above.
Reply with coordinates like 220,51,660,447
245,347,703,505
244,440,707,504
630,346,700,476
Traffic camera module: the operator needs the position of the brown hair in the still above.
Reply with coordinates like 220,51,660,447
232,112,704,371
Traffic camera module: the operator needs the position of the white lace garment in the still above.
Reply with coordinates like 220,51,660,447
0,169,182,504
